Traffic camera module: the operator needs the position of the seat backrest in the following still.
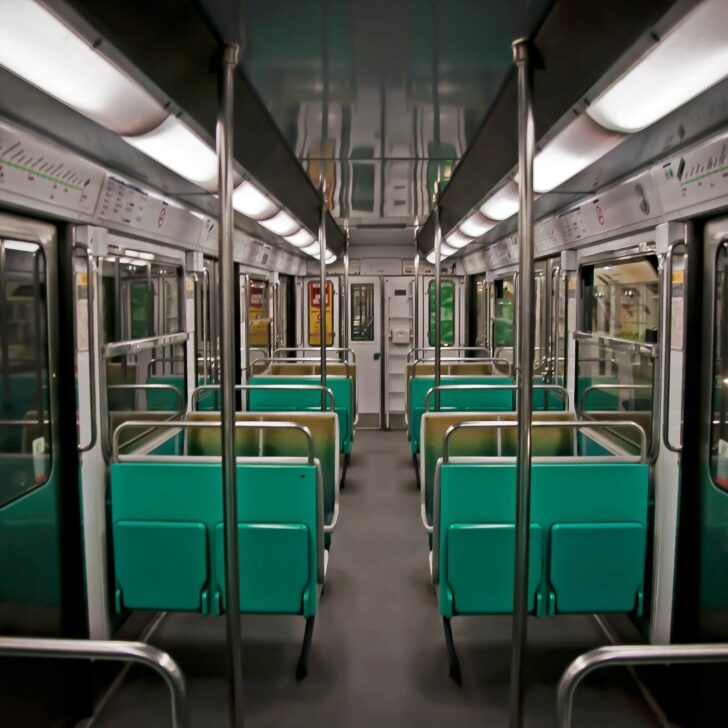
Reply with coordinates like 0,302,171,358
434,459,648,618
145,375,185,411
110,458,322,616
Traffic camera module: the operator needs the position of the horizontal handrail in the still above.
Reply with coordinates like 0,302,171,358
443,419,647,463
189,383,335,412
274,347,356,363
412,357,513,377
147,357,185,375
407,346,489,362
108,384,185,412
113,419,315,463
424,384,570,412
0,419,50,427
556,644,728,728
0,637,188,728
103,332,189,358
578,384,653,417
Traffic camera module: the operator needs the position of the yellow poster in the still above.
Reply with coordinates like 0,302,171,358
309,280,334,346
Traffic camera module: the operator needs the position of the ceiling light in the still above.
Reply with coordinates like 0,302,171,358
232,181,279,220
459,212,496,238
532,115,624,193
326,252,337,264
124,249,155,260
587,0,728,132
480,181,519,220
440,242,456,257
426,251,436,264
125,116,218,191
446,230,474,249
4,241,39,253
0,0,167,136
260,210,300,237
284,229,316,247
302,242,320,256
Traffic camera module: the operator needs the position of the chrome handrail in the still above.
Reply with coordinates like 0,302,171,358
443,419,647,463
274,346,356,364
424,384,569,412
555,644,728,727
0,637,188,728
147,357,186,375
406,346,489,362
577,384,653,417
103,332,189,358
188,383,335,413
113,419,314,463
248,357,351,379
411,356,513,376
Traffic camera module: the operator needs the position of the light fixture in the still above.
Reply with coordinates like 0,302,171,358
446,230,474,249
0,0,167,136
124,116,218,191
587,0,728,132
459,211,496,238
326,252,337,264
532,115,624,193
124,249,155,261
259,210,300,237
440,242,456,257
426,251,436,264
284,228,316,247
480,181,519,220
302,241,320,256
232,181,279,220
4,241,39,253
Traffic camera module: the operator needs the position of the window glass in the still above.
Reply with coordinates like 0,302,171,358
351,283,375,341
428,279,455,346
195,258,219,388
493,277,515,350
474,277,486,351
553,271,568,386
577,256,658,454
248,278,270,348
711,244,728,488
0,240,52,505
308,280,334,346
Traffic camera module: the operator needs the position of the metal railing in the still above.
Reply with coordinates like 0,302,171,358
424,383,569,412
188,383,335,413
555,643,728,727
0,637,188,728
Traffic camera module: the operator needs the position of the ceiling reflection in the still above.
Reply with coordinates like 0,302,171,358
243,0,553,243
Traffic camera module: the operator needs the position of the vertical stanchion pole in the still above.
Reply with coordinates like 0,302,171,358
216,42,245,728
320,183,328,409
242,273,250,406
433,198,441,409
342,227,350,355
413,225,420,354
509,38,535,728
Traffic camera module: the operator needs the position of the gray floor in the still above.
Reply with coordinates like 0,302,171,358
91,430,660,727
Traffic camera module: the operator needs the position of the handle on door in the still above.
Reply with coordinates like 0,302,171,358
373,352,381,361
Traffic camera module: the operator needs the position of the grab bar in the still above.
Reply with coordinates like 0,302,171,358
424,384,570,412
577,384,653,417
189,383,335,412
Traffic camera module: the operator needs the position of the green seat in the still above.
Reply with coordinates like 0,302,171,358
249,375,353,455
110,459,323,617
434,459,648,619
145,375,185,411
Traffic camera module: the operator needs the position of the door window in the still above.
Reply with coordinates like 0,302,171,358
711,242,728,489
308,281,334,346
351,283,375,341
428,280,455,346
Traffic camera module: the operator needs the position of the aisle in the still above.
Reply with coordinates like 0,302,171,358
90,430,658,727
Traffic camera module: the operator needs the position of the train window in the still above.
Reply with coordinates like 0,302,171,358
195,258,219,387
248,278,270,349
0,240,52,505
308,281,334,346
473,277,487,351
351,283,375,341
577,255,658,453
428,280,455,347
710,243,728,489
493,277,515,351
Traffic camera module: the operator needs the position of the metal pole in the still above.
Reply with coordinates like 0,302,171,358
319,182,328,409
342,227,350,353
556,644,728,728
413,225,420,355
433,199,441,410
0,637,189,728
509,37,535,728
216,42,244,728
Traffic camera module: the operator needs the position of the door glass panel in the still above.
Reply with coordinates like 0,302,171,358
308,280,334,346
428,280,455,346
711,243,728,489
0,240,52,505
493,277,515,349
351,283,375,341
248,278,270,349
474,277,486,350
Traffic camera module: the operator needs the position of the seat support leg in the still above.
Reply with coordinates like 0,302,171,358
341,453,350,489
442,617,462,684
296,616,316,680
413,454,420,489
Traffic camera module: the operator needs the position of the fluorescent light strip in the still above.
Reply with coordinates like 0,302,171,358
459,212,496,238
260,210,300,237
446,230,474,249
233,181,279,220
587,0,728,132
480,181,519,220
0,0,166,136
440,242,456,257
532,115,624,193
125,116,218,191
4,241,39,253
302,242,320,256
284,229,316,247
124,249,155,261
